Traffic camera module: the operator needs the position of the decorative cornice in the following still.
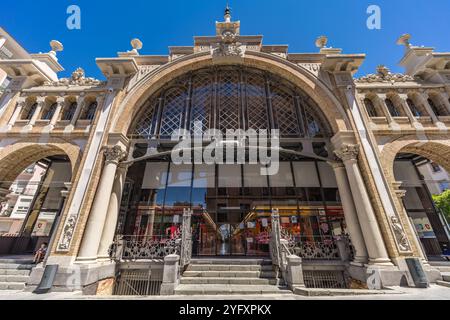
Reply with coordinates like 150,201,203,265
355,65,416,83
44,68,105,87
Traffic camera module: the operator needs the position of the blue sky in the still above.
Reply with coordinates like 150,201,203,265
1,0,449,79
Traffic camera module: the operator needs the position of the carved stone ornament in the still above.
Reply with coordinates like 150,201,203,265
355,65,417,83
334,144,360,162
212,30,245,58
57,215,77,251
104,145,127,163
44,68,105,87
390,216,411,252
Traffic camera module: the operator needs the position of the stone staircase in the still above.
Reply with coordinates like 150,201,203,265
0,258,34,291
429,262,450,288
175,258,291,295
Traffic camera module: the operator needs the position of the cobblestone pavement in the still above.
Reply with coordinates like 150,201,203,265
0,285,449,300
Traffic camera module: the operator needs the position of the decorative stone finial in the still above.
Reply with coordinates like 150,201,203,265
130,38,143,54
49,40,64,57
224,3,232,23
315,36,328,49
396,34,411,48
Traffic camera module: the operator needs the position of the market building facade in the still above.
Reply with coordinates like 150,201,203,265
0,10,449,295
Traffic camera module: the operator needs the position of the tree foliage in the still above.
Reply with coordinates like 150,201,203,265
432,190,450,223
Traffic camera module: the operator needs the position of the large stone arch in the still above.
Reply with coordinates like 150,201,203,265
0,138,81,190
111,51,351,136
380,134,450,183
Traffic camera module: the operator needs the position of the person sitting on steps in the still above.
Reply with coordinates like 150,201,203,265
33,242,48,264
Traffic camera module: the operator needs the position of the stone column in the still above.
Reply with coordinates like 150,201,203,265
77,145,126,263
376,94,399,130
416,92,446,129
335,144,392,266
329,161,368,265
69,95,85,126
50,97,65,126
29,96,45,126
440,92,450,114
97,164,128,260
397,94,423,130
8,98,26,126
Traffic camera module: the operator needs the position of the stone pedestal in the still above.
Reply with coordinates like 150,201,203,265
160,254,180,295
285,255,304,290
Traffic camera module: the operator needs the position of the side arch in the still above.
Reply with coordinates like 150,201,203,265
380,134,450,184
0,138,81,189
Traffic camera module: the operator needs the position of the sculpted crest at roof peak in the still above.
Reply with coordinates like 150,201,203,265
355,65,417,83
43,67,105,87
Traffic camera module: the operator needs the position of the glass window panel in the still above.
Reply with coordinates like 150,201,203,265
167,164,192,187
193,164,215,188
393,161,421,187
269,162,293,187
218,164,242,188
243,164,268,187
317,162,338,188
142,162,169,189
292,162,320,187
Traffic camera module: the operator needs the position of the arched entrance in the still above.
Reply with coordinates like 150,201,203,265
112,65,353,259
0,144,75,256
393,152,450,259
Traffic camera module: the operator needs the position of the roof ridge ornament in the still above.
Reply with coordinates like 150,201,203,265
355,64,417,83
43,67,104,87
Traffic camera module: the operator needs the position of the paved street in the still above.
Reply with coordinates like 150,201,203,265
0,285,449,300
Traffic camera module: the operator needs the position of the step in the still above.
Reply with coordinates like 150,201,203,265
186,264,273,272
190,259,272,265
436,280,450,288
174,284,292,295
436,267,450,273
182,270,277,278
0,258,34,264
180,277,282,285
441,273,450,282
0,275,29,283
0,269,31,276
0,282,26,291
0,263,34,270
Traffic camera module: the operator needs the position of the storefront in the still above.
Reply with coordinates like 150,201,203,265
115,159,346,257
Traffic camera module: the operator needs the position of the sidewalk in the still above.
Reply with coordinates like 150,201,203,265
0,285,449,300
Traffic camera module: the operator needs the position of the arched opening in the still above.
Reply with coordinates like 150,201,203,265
394,153,450,259
112,66,354,260
0,153,72,256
